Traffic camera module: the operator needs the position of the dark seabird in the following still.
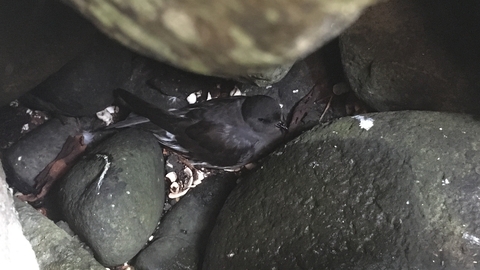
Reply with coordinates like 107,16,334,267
111,89,287,169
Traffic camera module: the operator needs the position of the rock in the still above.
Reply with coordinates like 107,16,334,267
2,117,99,194
122,56,235,111
0,0,100,106
204,111,480,269
135,173,236,270
340,0,480,114
59,128,165,266
0,161,39,270
14,197,104,270
239,56,316,116
60,0,379,79
240,43,347,130
239,62,295,86
0,102,33,149
22,37,133,116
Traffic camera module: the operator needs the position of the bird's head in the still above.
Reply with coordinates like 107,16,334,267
242,95,288,135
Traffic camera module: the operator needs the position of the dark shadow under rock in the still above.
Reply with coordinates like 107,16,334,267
204,111,480,270
0,0,100,106
22,36,133,116
340,0,480,114
134,172,236,270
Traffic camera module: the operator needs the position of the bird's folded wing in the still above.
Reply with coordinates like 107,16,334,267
107,115,150,129
183,120,255,165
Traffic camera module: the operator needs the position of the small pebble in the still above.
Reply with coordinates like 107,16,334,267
333,82,350,95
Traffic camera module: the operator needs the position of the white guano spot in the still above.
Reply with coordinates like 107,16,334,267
186,93,197,104
352,115,374,131
21,124,29,132
96,106,118,126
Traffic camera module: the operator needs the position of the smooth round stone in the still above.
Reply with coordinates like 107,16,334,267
204,111,480,269
59,129,165,266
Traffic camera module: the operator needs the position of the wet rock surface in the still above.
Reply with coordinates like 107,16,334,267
204,111,480,269
59,129,165,266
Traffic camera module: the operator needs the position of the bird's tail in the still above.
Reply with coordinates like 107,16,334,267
112,89,188,153
113,89,178,131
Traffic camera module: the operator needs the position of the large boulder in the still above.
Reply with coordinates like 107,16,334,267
61,0,379,80
340,0,480,114
59,129,165,266
204,111,480,269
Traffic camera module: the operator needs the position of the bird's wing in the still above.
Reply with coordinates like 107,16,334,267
114,88,188,132
182,120,256,167
106,115,150,129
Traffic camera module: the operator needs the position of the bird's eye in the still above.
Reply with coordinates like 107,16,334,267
258,118,269,123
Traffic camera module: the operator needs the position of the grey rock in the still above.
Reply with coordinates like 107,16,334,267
340,0,480,114
239,57,316,118
0,0,99,106
2,117,97,194
14,197,104,270
135,173,236,270
22,37,133,116
60,0,379,79
122,56,234,111
204,111,480,269
59,128,165,266
239,62,294,86
0,161,39,270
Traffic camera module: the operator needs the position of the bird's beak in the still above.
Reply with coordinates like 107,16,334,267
275,121,288,132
